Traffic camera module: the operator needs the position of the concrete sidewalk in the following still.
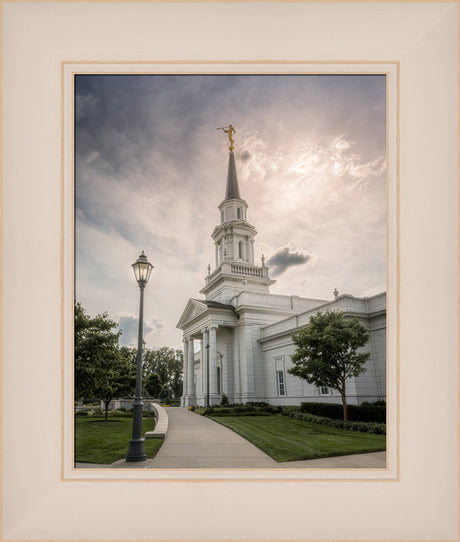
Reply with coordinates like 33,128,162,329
76,407,386,469
145,407,279,468
280,451,385,468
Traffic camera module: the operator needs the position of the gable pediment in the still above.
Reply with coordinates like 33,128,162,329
176,299,208,329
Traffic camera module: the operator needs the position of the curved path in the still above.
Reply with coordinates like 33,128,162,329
77,407,385,469
145,407,279,468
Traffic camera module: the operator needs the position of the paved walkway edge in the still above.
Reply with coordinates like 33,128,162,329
75,450,386,470
145,403,168,438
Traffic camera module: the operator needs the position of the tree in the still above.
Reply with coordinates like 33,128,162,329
94,348,136,421
169,349,184,399
143,347,183,399
74,302,122,401
289,311,370,420
145,373,162,398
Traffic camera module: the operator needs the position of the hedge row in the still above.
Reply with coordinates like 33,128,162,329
195,404,282,416
75,408,156,418
300,401,386,423
291,411,386,434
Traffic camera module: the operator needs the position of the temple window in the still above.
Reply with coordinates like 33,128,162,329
277,371,286,396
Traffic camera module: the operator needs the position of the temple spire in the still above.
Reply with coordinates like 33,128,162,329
200,124,275,302
225,151,241,200
218,125,241,200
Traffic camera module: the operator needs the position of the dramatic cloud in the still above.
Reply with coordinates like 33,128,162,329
117,315,154,347
267,246,312,276
117,314,165,347
238,150,251,162
75,74,387,348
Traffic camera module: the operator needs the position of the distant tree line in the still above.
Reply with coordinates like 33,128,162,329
75,302,183,420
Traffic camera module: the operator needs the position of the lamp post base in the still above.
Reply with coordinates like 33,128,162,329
126,438,147,462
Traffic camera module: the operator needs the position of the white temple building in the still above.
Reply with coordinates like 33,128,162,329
178,129,386,407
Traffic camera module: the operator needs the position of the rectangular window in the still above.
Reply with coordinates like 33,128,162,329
320,386,330,395
237,208,241,219
276,370,285,396
217,367,221,395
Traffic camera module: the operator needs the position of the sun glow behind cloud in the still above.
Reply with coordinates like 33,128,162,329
75,74,386,348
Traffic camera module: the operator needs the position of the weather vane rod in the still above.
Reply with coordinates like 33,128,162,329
217,124,236,152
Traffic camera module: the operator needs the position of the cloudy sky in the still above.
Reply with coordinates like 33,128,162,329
75,74,386,349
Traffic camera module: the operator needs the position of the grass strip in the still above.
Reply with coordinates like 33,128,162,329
75,415,163,464
211,415,386,462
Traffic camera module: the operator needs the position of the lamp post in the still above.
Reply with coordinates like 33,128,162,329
126,251,153,462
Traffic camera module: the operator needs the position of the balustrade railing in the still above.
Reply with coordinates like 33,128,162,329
231,263,262,277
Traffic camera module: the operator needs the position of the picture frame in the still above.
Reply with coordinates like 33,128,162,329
66,64,396,481
2,1,458,540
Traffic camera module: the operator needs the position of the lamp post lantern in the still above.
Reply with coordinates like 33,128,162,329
126,251,153,462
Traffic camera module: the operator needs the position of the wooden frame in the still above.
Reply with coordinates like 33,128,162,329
2,1,458,540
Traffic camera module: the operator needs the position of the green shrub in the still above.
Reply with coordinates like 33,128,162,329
86,408,103,416
218,411,272,417
75,410,88,416
300,401,386,423
197,403,281,417
109,409,130,417
281,406,301,417
291,411,386,435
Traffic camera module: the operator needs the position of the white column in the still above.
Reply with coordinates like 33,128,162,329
215,244,218,267
233,327,241,402
187,337,195,402
221,331,232,398
182,337,189,405
251,239,255,264
202,328,210,406
197,339,203,399
239,323,257,402
209,325,218,402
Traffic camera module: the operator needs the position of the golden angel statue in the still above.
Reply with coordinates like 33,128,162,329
218,124,236,151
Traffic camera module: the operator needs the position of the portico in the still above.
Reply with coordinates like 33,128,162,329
177,299,240,407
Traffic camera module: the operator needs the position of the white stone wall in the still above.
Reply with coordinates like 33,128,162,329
353,318,386,402
249,323,267,399
259,312,386,406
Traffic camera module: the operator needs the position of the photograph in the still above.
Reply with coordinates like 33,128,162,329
74,74,387,468
74,73,388,469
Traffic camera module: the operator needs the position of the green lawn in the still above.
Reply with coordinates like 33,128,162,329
75,415,163,464
211,415,386,462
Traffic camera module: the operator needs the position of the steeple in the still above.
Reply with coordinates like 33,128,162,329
201,126,275,303
219,124,241,199
225,152,241,200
